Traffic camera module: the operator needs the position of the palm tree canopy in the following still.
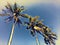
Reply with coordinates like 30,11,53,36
0,3,31,24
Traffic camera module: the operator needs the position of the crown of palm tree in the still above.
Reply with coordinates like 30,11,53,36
3,3,24,23
1,2,31,26
24,17,57,45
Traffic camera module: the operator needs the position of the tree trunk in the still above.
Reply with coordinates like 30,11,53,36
7,23,15,45
35,34,40,45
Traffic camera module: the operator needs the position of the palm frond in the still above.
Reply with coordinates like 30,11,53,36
16,18,22,24
5,16,13,22
5,2,13,12
14,3,17,11
20,14,31,18
29,16,39,23
0,14,10,16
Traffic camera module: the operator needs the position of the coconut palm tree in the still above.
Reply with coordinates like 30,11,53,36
24,16,57,45
0,2,31,45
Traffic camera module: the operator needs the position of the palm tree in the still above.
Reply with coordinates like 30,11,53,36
24,16,57,45
0,2,30,45
24,16,41,45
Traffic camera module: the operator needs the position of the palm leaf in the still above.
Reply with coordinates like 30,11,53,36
0,14,10,16
4,16,13,23
14,3,17,11
6,2,13,12
20,14,31,18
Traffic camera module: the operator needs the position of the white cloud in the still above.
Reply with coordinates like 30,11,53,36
0,0,60,9
0,0,40,9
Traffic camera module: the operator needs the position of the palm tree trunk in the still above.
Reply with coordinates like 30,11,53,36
8,23,15,45
35,34,40,45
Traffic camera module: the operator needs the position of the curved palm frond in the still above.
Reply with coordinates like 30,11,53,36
20,14,31,18
0,14,10,16
14,3,17,11
5,2,13,12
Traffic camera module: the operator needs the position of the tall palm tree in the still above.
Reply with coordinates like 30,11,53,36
0,2,30,45
24,16,41,45
24,16,57,45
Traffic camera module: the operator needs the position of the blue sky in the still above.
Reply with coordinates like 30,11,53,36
0,0,60,45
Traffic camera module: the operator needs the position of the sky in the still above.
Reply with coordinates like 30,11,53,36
0,0,60,45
